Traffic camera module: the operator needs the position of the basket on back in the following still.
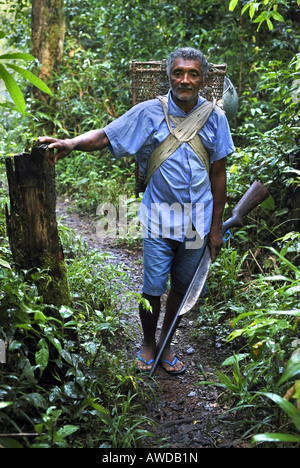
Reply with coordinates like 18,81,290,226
130,60,227,196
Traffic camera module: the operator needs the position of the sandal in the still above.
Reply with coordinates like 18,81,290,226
161,356,186,375
135,350,155,374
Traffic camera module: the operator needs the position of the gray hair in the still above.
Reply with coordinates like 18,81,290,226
166,47,209,81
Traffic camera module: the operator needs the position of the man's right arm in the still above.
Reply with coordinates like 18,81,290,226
38,129,109,165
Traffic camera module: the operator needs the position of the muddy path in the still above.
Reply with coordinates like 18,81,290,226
57,198,249,449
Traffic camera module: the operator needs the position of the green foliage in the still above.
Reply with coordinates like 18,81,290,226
229,0,300,31
197,229,300,445
0,50,52,115
0,0,299,449
0,191,154,448
55,152,135,213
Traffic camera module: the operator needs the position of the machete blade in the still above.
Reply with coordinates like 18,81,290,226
179,246,211,316
148,181,270,377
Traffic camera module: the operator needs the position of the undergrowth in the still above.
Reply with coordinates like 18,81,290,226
195,227,300,446
0,184,156,448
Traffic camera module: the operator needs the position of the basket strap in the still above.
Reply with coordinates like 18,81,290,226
146,96,215,182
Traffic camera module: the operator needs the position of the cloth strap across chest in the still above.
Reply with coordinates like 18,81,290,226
146,96,216,182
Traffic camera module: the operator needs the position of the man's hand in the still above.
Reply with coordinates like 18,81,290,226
38,130,110,166
38,137,74,166
208,227,223,263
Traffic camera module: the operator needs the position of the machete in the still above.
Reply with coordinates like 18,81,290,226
149,180,269,377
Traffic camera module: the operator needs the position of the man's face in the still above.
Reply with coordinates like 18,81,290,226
169,57,204,111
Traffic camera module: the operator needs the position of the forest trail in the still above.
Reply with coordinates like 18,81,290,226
56,198,249,449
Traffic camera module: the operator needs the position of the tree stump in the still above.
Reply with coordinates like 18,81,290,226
5,142,72,308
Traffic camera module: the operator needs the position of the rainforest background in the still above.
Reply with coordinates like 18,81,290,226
0,0,299,449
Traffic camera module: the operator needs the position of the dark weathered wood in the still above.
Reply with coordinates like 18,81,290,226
5,142,72,308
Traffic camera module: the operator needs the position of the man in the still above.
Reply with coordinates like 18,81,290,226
38,47,234,375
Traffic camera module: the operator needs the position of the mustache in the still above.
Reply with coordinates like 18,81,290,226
177,85,193,90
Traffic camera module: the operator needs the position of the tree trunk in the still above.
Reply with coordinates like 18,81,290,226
5,143,72,308
31,0,66,102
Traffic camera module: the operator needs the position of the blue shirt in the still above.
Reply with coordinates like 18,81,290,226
104,91,234,240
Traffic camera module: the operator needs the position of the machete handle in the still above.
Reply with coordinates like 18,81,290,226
222,181,269,234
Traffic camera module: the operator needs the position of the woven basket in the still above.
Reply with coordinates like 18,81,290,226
130,60,227,196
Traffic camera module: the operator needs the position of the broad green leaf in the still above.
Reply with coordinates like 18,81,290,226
249,5,255,19
61,349,74,365
262,275,293,282
253,11,268,23
0,437,24,448
57,425,79,439
35,423,44,435
277,353,300,386
7,64,52,95
0,63,25,114
241,3,250,15
252,432,300,444
229,0,239,12
263,392,300,432
285,285,300,295
0,52,35,61
35,339,49,375
59,305,74,319
260,194,275,210
222,353,249,366
23,392,48,409
0,258,11,268
34,310,48,323
271,10,285,22
0,402,12,409
47,335,62,355
15,324,33,331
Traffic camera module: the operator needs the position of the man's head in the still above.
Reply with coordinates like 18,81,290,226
166,47,208,81
167,47,209,112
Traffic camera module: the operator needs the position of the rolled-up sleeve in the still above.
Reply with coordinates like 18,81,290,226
104,101,157,159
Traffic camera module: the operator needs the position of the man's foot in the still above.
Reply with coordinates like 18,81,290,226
160,350,185,375
135,348,155,373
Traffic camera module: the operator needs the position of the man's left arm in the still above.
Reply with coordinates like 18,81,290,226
208,157,226,262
